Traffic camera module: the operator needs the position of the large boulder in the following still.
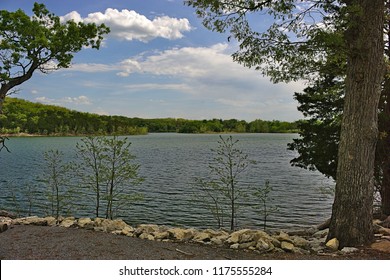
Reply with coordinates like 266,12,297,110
325,238,339,251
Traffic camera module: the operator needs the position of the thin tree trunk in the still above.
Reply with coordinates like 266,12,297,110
328,0,385,248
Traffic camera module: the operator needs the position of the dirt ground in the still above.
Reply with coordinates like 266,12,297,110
0,224,389,260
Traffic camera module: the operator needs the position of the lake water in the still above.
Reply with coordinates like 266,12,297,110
0,133,334,230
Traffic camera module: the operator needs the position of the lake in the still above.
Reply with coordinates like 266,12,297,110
0,133,334,230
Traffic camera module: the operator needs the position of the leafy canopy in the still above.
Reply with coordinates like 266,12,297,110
0,2,109,86
185,0,346,82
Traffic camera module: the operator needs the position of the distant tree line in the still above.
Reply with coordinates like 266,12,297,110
0,98,298,135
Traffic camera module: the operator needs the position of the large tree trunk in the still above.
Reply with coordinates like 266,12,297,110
328,0,385,248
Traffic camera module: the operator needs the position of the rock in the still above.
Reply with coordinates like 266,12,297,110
44,216,57,226
110,219,128,232
276,231,293,243
292,236,310,249
270,238,281,248
226,229,252,244
0,217,12,226
14,216,48,226
380,216,390,228
341,247,359,253
378,226,390,236
154,231,170,240
168,228,195,241
60,217,76,228
239,241,257,249
281,241,295,252
101,219,128,233
256,239,274,252
0,222,8,233
210,234,229,245
230,243,240,249
325,238,339,251
139,232,155,240
381,235,390,241
252,230,272,241
121,226,134,236
240,233,254,243
135,224,160,236
312,228,329,238
77,218,93,228
211,237,224,246
94,217,104,227
370,240,390,253
203,229,226,238
0,210,17,219
193,232,211,243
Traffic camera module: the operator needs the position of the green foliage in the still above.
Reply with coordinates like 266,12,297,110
288,77,344,179
0,3,109,108
75,136,144,219
1,98,149,135
252,180,279,231
38,149,74,219
194,135,254,230
185,0,344,83
1,97,297,135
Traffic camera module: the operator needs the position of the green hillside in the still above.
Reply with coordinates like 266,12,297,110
0,98,298,135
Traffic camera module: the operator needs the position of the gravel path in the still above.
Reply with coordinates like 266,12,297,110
1,225,389,260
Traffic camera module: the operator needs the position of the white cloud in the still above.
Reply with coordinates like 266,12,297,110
60,44,304,120
35,95,92,106
61,8,192,42
69,63,118,73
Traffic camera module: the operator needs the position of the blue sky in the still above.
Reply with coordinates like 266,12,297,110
1,0,305,121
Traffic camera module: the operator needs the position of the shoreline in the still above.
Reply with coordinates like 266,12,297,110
1,215,389,256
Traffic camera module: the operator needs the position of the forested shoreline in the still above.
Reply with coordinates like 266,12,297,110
0,98,298,136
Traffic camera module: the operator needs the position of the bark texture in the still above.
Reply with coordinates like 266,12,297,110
328,0,385,248
381,82,390,215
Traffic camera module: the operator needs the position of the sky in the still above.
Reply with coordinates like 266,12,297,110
1,0,306,121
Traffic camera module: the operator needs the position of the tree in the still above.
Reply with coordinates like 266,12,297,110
0,3,110,113
76,136,143,219
186,0,386,247
194,135,253,230
39,149,73,219
75,137,106,217
252,180,279,231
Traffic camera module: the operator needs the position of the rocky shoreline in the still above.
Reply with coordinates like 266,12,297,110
1,214,390,257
